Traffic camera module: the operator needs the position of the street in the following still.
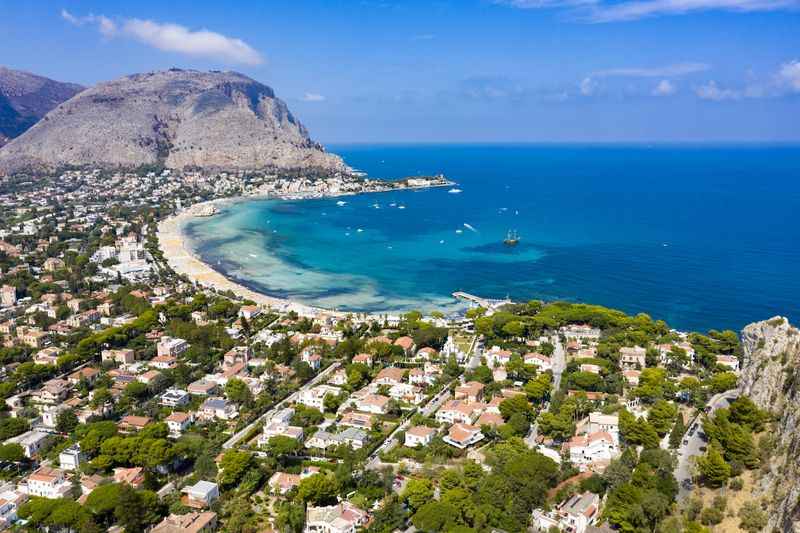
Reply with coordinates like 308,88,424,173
222,361,341,450
674,389,738,501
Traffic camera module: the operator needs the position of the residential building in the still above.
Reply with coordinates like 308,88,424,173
102,348,135,364
405,426,436,448
304,502,368,533
5,430,49,458
114,467,145,488
297,385,340,412
563,432,619,472
156,336,189,357
443,423,484,449
199,397,238,420
165,412,193,436
716,355,740,372
160,388,190,407
619,346,647,368
182,480,219,508
454,381,484,403
19,467,71,499
355,394,391,415
151,511,218,533
58,444,85,471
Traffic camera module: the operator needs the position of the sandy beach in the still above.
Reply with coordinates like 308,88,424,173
157,200,343,318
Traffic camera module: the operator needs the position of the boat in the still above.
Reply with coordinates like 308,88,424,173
448,188,463,194
336,200,347,206
503,230,520,246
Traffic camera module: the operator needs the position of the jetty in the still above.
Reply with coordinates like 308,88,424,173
453,291,513,309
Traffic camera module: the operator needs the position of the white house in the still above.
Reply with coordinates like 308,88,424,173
58,444,84,471
182,480,219,508
199,397,238,421
404,426,437,448
716,355,740,372
297,385,341,412
160,388,190,407
165,412,193,436
5,430,49,458
305,502,369,533
156,336,189,357
19,467,71,499
562,431,619,471
443,423,484,449
355,394,391,415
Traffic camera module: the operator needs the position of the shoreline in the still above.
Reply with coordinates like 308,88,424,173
156,183,464,319
157,198,350,318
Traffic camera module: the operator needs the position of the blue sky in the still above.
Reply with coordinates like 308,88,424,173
1,0,799,142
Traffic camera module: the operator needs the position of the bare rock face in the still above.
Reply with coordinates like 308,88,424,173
739,316,800,532
0,69,345,174
0,66,83,147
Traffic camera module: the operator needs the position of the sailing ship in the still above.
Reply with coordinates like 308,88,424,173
503,229,520,246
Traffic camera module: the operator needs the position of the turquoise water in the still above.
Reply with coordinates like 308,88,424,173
185,144,800,332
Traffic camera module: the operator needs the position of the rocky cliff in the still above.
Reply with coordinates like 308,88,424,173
0,66,83,147
739,316,800,532
0,69,345,174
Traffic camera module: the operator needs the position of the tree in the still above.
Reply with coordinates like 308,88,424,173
0,443,24,463
728,396,766,431
114,485,146,533
267,435,301,457
499,395,533,421
225,378,254,406
218,450,253,490
668,414,685,449
647,400,677,436
85,483,122,523
56,409,79,433
0,417,29,440
403,478,434,512
738,501,768,533
524,373,551,403
709,372,737,393
696,443,731,487
297,473,338,506
412,501,457,532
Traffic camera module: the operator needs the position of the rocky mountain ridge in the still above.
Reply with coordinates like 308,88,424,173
0,66,83,147
0,69,345,175
739,316,800,532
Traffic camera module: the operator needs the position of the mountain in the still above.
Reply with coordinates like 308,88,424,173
739,316,800,532
0,69,345,175
0,66,84,147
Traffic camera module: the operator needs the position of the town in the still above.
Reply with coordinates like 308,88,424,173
0,167,772,533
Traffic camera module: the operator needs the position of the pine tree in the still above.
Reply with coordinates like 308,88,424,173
696,442,731,487
668,414,685,449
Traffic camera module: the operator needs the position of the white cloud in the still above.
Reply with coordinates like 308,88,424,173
61,10,263,65
777,59,800,92
653,79,676,95
61,9,117,37
302,93,326,102
584,0,798,22
695,81,740,101
594,62,709,77
580,76,598,95
494,0,799,22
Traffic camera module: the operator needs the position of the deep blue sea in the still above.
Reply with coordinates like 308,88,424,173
185,144,800,333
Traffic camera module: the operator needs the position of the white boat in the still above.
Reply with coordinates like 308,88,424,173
398,205,406,210
357,228,364,233
448,188,463,194
336,200,347,206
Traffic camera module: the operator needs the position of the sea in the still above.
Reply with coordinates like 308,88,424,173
184,144,800,333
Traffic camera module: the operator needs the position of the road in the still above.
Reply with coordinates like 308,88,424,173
222,362,341,450
551,337,566,391
674,389,738,501
366,380,455,470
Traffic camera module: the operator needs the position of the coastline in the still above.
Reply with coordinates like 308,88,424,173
157,198,348,318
